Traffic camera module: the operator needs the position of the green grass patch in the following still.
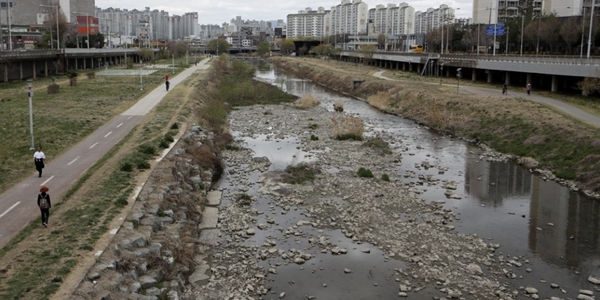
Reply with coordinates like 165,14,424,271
308,124,318,129
381,173,390,181
282,163,319,184
310,135,319,141
225,145,240,151
336,133,363,141
357,167,374,178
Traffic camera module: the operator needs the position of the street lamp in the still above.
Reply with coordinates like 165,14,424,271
588,0,596,58
72,12,90,49
440,63,444,85
40,4,60,50
139,64,143,91
27,79,35,150
456,68,462,94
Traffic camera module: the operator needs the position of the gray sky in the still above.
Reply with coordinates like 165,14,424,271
96,0,473,25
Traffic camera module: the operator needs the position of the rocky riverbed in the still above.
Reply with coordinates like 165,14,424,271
70,98,600,300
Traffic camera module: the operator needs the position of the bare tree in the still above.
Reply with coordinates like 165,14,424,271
377,34,386,50
538,15,561,53
560,16,582,54
426,28,442,52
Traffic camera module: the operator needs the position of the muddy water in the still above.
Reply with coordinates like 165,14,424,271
217,64,600,299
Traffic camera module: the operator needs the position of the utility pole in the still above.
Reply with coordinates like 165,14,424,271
588,0,596,58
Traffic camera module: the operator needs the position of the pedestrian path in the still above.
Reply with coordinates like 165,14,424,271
0,58,211,249
373,70,600,127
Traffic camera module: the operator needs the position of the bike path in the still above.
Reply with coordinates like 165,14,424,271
0,58,211,249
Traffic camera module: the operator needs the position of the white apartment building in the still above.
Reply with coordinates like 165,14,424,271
330,0,369,35
286,7,329,38
414,4,455,34
368,2,415,36
472,0,545,24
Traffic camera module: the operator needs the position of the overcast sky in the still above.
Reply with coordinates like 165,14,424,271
96,0,473,25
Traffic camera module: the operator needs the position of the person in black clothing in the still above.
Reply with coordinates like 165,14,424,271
166,80,170,91
33,146,46,177
37,185,51,227
502,84,508,95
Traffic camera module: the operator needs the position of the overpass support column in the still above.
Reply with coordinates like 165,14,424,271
551,75,558,92
75,58,78,70
44,60,48,77
402,63,406,71
409,63,412,72
526,73,532,84
3,64,7,83
32,62,37,79
487,71,492,83
83,58,87,69
19,61,23,80
417,65,421,74
472,70,477,81
505,72,510,85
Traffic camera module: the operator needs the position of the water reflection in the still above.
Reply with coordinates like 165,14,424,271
255,63,600,294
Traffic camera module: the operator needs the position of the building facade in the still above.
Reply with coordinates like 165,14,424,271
286,7,328,38
330,0,369,35
368,2,415,36
414,4,455,34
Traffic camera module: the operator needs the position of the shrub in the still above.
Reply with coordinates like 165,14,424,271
357,167,374,178
366,91,390,110
159,139,170,149
294,94,320,109
308,124,318,130
332,115,364,141
136,159,151,169
47,84,60,94
164,132,175,142
120,161,133,172
282,163,319,184
333,99,344,112
362,137,391,154
310,135,319,141
225,144,240,151
115,197,128,206
86,72,95,79
138,144,157,155
381,173,390,181
170,122,180,130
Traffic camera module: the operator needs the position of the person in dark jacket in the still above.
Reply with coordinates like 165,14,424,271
37,185,51,227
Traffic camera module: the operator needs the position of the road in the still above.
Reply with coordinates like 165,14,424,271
373,70,600,127
0,58,211,249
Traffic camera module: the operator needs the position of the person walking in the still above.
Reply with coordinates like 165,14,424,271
165,80,170,91
33,146,46,178
526,83,531,96
37,185,51,227
502,84,508,95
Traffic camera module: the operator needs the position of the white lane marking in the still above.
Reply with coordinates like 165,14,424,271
90,142,99,149
104,131,112,138
0,202,21,219
67,156,80,166
117,123,123,128
127,116,133,120
40,176,54,186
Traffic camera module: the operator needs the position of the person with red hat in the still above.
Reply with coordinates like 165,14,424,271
38,185,51,227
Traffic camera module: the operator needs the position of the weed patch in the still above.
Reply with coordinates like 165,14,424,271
282,163,319,184
295,94,320,109
358,167,374,178
332,115,364,141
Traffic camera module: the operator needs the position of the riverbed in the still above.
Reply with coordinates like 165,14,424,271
204,63,600,299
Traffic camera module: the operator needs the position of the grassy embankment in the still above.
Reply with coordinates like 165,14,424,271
0,59,191,299
0,55,297,299
274,57,600,192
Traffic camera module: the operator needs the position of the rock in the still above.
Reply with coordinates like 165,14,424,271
399,292,408,297
525,286,538,294
361,248,370,254
139,275,157,289
279,292,286,298
146,287,162,296
467,263,483,275
88,273,100,281
294,258,305,264
578,295,594,300
246,228,256,235
580,289,594,296
130,282,141,293
588,275,600,285
344,268,352,273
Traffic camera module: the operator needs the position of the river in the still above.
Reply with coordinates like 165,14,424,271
215,62,600,299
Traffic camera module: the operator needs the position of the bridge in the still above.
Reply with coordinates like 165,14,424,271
1,48,598,93
340,51,600,92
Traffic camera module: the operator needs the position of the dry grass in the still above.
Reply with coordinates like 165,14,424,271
333,99,344,112
366,92,391,110
331,114,365,140
294,93,320,109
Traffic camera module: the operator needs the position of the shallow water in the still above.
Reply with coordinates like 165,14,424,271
215,63,600,299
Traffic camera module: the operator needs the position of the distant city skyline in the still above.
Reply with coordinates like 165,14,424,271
95,0,473,25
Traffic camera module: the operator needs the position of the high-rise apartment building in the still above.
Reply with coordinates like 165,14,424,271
286,7,329,38
330,0,369,35
368,2,414,36
414,4,454,34
472,0,544,24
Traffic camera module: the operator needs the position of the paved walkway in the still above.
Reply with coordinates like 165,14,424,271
373,70,600,127
0,58,211,249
